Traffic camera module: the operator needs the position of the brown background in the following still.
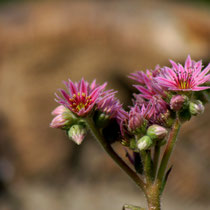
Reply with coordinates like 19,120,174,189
0,0,209,209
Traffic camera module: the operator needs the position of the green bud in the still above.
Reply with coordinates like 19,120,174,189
137,136,153,151
147,125,168,140
68,124,87,145
189,100,204,116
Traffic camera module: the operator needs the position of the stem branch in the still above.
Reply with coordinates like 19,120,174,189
84,117,146,192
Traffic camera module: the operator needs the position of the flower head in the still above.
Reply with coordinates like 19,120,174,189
55,79,107,117
156,55,210,91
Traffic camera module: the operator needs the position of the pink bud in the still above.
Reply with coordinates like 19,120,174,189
170,95,188,111
147,124,168,140
51,105,67,116
68,125,87,145
50,115,68,128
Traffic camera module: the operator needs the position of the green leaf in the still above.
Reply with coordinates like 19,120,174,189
160,165,173,195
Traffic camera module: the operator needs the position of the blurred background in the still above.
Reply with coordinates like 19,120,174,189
0,0,209,209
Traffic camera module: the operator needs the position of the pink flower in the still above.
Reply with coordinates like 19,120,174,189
156,55,210,91
129,66,166,100
55,79,107,117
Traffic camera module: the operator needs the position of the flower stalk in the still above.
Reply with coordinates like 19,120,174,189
84,117,146,192
157,117,181,183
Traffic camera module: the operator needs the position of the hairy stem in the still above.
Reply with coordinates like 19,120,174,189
141,150,152,185
84,117,146,192
146,183,161,210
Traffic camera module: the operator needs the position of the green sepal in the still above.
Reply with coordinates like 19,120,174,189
129,138,137,150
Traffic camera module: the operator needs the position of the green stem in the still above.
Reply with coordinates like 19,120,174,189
141,150,152,185
152,143,161,180
157,118,181,183
84,117,146,192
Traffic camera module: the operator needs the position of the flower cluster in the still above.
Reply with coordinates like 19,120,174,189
51,78,125,144
50,55,209,148
50,55,210,210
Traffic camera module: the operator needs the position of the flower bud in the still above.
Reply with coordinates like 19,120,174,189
170,95,188,111
137,136,153,151
128,106,148,134
68,124,87,145
189,100,204,116
51,105,68,116
146,124,168,140
50,115,69,128
50,105,77,129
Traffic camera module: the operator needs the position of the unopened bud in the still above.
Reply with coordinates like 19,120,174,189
50,106,77,129
51,105,68,116
68,124,87,145
128,108,148,134
50,114,69,128
189,100,204,116
147,124,168,140
137,136,153,151
170,95,188,111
